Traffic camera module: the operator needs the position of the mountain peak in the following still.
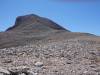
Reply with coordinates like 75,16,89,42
7,14,69,32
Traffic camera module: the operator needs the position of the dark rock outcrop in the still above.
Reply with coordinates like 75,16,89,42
6,14,68,32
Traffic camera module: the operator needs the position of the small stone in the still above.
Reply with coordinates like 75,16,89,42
2,59,12,63
34,62,43,67
83,71,88,74
97,72,100,75
90,64,97,68
28,70,38,75
94,68,100,72
66,62,72,64
66,60,72,64
0,67,10,74
18,73,26,75
0,73,4,75
9,66,30,73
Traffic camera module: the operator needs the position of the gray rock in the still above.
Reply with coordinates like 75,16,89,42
18,73,26,75
0,67,10,75
28,71,38,75
9,66,30,73
34,62,43,67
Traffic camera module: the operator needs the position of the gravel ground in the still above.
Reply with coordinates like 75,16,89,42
0,38,100,75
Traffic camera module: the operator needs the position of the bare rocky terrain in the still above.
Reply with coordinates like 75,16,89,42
0,14,100,75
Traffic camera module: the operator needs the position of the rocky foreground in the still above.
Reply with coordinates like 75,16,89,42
0,14,100,75
0,37,100,75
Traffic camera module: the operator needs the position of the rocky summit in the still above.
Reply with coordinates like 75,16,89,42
0,14,100,75
6,14,67,31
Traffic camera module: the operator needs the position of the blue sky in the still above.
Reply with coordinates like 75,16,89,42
0,0,100,35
